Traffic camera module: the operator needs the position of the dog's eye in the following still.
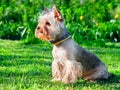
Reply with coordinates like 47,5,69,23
46,21,50,26
37,26,40,30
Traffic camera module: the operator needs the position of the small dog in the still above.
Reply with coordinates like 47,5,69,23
35,5,112,84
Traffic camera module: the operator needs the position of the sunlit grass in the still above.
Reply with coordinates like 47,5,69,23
0,39,120,90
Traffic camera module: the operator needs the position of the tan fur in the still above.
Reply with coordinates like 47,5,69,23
35,5,112,84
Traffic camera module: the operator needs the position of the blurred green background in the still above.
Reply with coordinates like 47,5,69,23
0,0,120,44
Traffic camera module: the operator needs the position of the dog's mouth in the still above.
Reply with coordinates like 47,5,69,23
35,30,46,40
35,29,51,41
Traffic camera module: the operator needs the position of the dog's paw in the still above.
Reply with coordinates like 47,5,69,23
62,78,76,84
84,78,96,82
51,78,61,82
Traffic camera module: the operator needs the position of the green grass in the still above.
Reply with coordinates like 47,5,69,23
0,39,120,90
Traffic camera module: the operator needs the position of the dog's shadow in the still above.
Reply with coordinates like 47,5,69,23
98,74,120,83
73,74,120,89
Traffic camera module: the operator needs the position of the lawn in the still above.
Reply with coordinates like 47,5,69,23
0,39,120,90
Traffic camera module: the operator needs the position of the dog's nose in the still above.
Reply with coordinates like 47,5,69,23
40,29,43,33
36,26,43,33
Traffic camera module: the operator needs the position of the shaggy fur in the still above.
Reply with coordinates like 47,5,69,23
35,5,112,84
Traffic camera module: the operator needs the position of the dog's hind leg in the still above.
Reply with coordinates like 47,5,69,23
84,63,110,81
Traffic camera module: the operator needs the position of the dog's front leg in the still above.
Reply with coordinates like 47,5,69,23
51,60,64,82
62,60,82,84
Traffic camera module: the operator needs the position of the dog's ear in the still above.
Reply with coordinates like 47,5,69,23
53,5,63,21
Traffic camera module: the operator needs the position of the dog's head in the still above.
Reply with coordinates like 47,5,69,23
35,5,65,41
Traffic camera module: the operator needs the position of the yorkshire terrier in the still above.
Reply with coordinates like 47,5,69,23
35,5,112,84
